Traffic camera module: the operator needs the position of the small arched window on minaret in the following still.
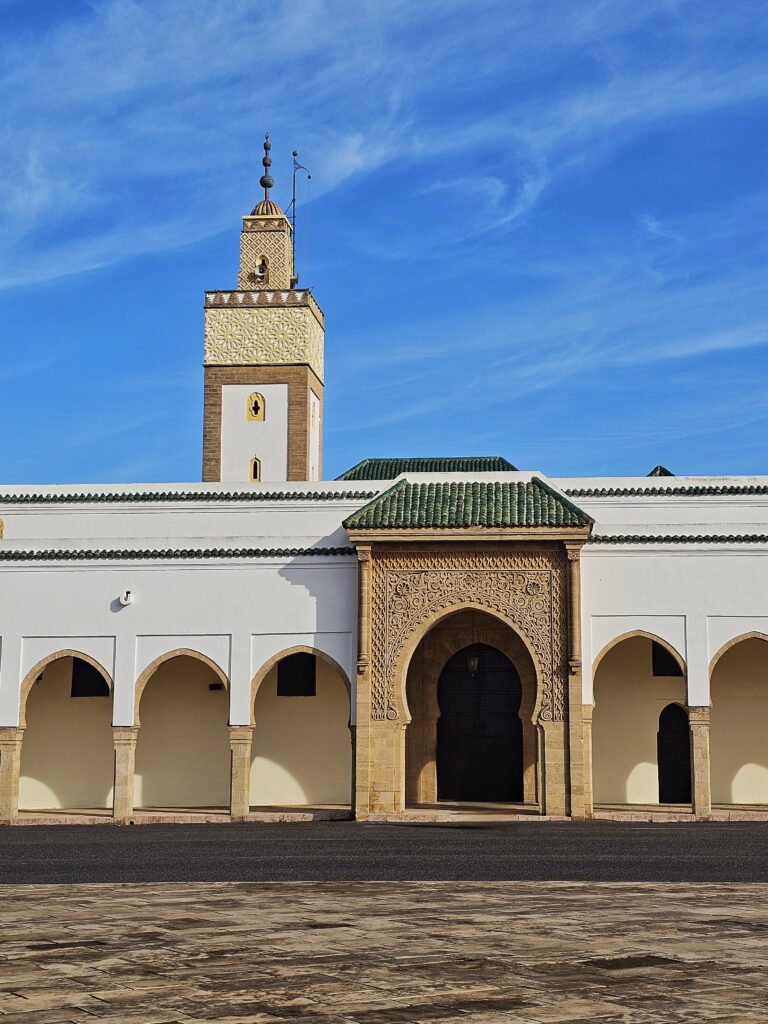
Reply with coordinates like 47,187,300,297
250,457,261,482
247,256,269,287
246,392,266,422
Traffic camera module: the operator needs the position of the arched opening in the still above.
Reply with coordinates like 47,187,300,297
250,649,352,807
711,636,768,804
437,643,523,802
134,653,229,809
405,609,538,808
657,703,691,803
19,654,113,811
592,633,687,805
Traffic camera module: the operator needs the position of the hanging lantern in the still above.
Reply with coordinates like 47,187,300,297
467,651,480,676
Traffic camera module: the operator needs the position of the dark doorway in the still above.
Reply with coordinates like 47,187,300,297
657,703,691,803
437,643,523,802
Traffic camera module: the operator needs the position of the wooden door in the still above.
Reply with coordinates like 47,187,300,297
657,703,692,803
437,643,523,802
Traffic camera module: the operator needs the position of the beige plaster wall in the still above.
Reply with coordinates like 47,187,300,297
134,656,230,808
711,638,768,804
19,658,114,809
592,637,686,804
250,659,351,806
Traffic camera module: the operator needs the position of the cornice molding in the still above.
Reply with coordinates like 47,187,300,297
0,546,356,562
589,534,768,545
567,485,768,498
0,489,376,507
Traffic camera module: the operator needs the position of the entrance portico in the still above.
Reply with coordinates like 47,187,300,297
344,475,593,820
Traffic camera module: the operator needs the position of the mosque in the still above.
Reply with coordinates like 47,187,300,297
1,138,767,825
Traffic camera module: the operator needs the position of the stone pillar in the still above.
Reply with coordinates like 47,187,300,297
539,720,568,816
582,704,594,818
354,547,372,819
689,706,711,821
112,727,138,824
522,719,538,804
0,727,23,823
565,543,585,819
229,726,253,820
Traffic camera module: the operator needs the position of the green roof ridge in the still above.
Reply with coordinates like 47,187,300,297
344,478,591,530
336,456,517,481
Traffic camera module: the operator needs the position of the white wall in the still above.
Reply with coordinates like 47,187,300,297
134,655,230,807
19,657,114,809
220,383,288,482
0,548,358,731
250,658,351,805
711,638,768,804
592,636,686,804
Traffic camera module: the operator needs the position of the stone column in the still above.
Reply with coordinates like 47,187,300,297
112,727,138,824
582,704,594,818
539,719,568,816
688,706,711,821
565,544,585,820
354,547,372,819
0,727,23,823
522,719,538,805
229,726,253,820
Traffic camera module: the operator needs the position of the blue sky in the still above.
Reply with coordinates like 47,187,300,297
0,0,766,483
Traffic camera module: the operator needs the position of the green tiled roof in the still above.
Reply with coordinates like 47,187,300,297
336,456,517,481
344,478,592,530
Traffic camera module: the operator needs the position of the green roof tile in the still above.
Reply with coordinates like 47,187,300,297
336,456,517,480
343,478,592,530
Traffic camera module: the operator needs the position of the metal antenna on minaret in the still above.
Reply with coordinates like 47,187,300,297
288,149,311,287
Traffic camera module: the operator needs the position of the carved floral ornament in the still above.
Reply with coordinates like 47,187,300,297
203,306,324,377
367,548,569,724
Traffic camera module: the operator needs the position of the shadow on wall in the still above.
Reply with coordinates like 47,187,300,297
711,637,768,804
134,655,230,808
19,657,114,810
592,636,686,805
251,658,351,806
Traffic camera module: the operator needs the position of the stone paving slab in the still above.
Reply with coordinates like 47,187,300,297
0,881,767,1022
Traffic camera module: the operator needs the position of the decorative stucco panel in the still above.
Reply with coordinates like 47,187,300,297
238,228,292,290
204,306,324,380
369,546,568,724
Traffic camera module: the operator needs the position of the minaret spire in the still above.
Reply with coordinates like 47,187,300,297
259,133,274,201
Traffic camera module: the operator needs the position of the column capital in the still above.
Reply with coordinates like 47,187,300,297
112,726,138,745
688,705,711,726
229,725,253,745
0,726,24,747
565,542,583,562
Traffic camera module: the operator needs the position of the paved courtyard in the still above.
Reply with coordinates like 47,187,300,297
1,879,767,1022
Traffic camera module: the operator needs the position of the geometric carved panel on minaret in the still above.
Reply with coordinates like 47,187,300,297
368,545,568,724
204,306,324,379
239,229,292,290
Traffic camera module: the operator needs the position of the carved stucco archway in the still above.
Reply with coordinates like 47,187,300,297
19,650,113,729
134,649,229,726
404,607,540,807
370,546,569,726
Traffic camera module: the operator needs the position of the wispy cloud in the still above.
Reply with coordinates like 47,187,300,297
1,1,766,287
1,0,767,480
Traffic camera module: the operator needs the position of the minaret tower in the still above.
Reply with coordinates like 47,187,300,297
202,134,324,482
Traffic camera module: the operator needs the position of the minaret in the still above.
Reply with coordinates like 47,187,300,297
202,134,324,482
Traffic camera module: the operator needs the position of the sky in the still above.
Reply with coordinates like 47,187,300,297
0,0,766,483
